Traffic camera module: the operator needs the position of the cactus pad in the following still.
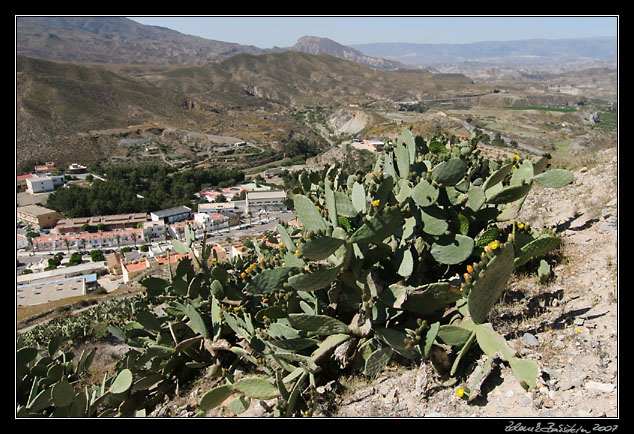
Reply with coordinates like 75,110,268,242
431,157,467,186
293,194,327,231
514,235,561,267
300,236,346,261
244,266,296,295
430,234,475,265
467,240,515,324
411,178,439,207
534,169,574,188
349,206,403,244
287,264,342,291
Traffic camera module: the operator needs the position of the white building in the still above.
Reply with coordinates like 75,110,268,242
150,206,192,224
17,273,98,307
25,175,64,194
194,212,229,232
143,220,168,240
246,190,287,214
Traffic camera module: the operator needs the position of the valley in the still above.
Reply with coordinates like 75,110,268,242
16,51,616,175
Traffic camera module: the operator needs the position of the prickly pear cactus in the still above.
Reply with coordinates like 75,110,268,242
20,128,572,417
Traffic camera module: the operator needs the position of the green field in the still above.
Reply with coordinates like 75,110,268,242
503,106,577,113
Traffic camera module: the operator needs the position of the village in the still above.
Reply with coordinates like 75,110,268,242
16,161,299,309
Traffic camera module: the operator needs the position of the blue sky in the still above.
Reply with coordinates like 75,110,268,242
127,16,618,48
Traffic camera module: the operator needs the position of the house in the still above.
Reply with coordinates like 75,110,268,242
150,206,192,224
106,252,122,275
193,243,228,265
230,243,251,260
199,185,251,202
121,252,190,283
17,205,59,229
34,162,56,174
194,212,229,232
264,167,283,178
67,163,87,174
16,174,33,192
142,220,168,240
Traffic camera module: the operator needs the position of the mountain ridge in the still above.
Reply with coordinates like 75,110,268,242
289,35,406,70
16,17,616,69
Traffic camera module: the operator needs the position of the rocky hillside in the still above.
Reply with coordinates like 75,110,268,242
145,147,617,418
15,51,475,169
16,16,267,65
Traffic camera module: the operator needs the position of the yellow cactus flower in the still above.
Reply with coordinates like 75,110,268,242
517,222,525,230
456,388,465,398
513,154,520,160
488,240,500,250
279,242,285,249
294,249,301,257
371,200,380,207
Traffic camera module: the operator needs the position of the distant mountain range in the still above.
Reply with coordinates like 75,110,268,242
16,16,617,69
15,16,616,169
350,37,617,66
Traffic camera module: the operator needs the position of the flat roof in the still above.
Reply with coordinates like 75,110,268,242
17,205,58,216
151,206,192,218
246,190,286,199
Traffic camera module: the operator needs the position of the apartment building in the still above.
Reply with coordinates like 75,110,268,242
54,213,148,234
17,205,59,229
31,227,145,252
25,175,64,194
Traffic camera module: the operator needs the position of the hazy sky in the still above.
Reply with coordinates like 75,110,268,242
127,16,618,48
